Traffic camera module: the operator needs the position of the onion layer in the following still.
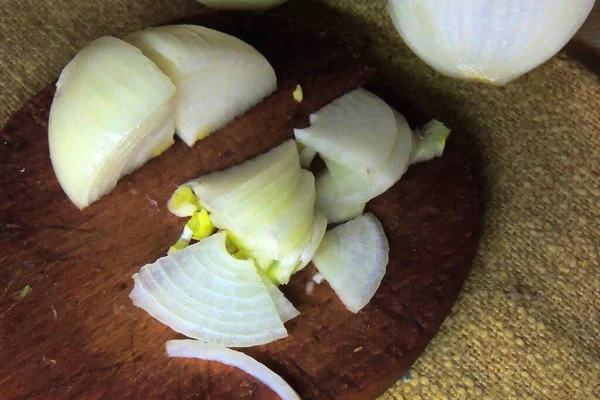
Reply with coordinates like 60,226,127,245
49,36,176,209
166,340,301,400
126,25,277,146
191,140,317,283
294,89,397,175
314,111,412,222
130,232,288,347
312,213,389,313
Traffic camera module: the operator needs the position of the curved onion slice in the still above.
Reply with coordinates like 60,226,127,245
294,212,328,273
294,88,397,175
126,25,276,146
313,178,365,224
387,0,595,84
314,112,412,222
129,232,288,347
166,340,301,400
312,213,389,313
49,36,176,209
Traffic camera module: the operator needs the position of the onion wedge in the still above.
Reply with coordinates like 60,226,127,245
129,232,288,347
312,213,389,313
166,340,301,400
126,25,276,146
49,36,176,209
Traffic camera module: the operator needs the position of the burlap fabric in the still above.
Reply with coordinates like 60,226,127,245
1,1,598,399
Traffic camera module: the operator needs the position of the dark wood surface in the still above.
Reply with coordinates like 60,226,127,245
0,12,482,400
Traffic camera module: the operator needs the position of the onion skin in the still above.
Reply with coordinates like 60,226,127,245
388,0,596,84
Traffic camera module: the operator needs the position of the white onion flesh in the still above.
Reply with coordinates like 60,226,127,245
126,25,277,146
388,0,595,84
129,231,288,347
314,111,412,222
294,89,397,175
49,36,176,209
194,0,290,10
258,271,299,323
294,213,328,273
166,340,301,400
191,140,316,281
312,213,389,313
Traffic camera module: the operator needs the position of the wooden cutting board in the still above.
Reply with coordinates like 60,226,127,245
0,11,482,400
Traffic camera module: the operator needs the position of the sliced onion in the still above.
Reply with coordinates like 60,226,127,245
294,89,397,175
258,271,299,323
314,170,366,224
191,140,315,273
312,213,389,313
387,0,595,84
49,36,176,209
126,25,277,146
294,212,328,273
314,111,412,222
130,231,288,347
166,340,301,400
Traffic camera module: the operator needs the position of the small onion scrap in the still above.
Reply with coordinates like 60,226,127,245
49,36,176,209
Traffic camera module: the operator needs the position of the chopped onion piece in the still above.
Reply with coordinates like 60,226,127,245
410,120,451,164
294,89,397,175
49,36,176,209
314,172,365,223
130,232,288,347
312,213,389,313
166,340,301,400
192,140,316,272
314,111,412,222
387,0,595,84
126,25,276,146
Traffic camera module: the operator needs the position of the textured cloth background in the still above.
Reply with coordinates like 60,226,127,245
1,0,599,399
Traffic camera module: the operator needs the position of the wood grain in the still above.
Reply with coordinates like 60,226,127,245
0,12,482,400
